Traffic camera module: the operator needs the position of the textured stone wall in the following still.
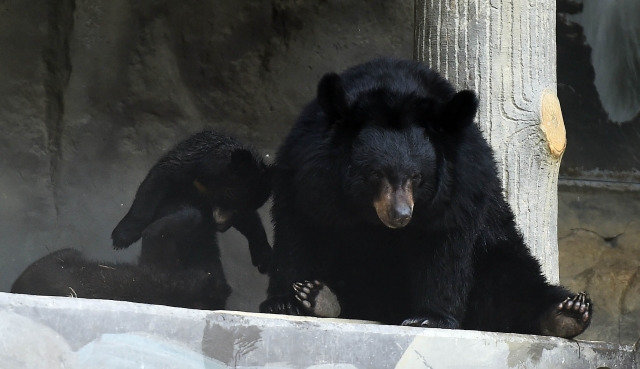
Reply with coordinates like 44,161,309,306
0,0,414,311
558,186,640,344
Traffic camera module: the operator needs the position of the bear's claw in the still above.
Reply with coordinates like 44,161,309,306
259,296,304,316
401,315,460,329
540,292,592,338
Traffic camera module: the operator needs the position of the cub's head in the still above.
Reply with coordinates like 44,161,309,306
195,149,271,231
315,60,478,228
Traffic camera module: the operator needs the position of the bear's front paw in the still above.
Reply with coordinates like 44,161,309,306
259,296,305,316
539,292,592,338
402,315,459,329
293,280,341,318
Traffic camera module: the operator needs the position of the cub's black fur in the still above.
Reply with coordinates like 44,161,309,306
112,130,272,273
11,248,230,310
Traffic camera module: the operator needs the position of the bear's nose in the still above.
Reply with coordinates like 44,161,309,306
390,204,412,228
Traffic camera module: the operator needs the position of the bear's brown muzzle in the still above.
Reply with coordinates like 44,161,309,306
373,179,414,229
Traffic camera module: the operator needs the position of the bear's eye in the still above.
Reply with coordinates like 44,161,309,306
368,171,382,181
410,173,422,183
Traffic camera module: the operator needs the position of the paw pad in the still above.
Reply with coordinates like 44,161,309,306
540,291,593,338
292,280,341,318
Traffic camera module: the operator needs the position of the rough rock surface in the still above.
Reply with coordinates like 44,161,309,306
558,186,640,344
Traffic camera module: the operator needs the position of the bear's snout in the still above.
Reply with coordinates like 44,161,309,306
389,203,412,228
373,179,414,229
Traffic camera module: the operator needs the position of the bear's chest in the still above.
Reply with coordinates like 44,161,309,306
317,227,434,283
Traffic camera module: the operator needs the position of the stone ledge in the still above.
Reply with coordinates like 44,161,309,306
0,292,637,369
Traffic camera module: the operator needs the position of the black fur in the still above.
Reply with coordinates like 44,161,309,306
259,58,591,338
112,130,272,273
11,248,230,310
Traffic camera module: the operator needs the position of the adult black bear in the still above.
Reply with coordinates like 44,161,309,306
112,131,272,274
260,58,592,338
11,248,231,310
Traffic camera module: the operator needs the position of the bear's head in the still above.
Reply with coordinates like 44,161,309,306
315,62,479,229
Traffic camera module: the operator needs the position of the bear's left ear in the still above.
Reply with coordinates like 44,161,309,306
317,72,348,126
440,90,479,131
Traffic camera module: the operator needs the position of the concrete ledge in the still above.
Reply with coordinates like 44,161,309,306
1,292,637,368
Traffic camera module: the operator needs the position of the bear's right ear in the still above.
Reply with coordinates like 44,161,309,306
440,90,479,131
317,72,348,126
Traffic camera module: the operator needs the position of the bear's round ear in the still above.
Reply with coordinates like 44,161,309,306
441,90,479,131
317,72,348,126
229,149,256,169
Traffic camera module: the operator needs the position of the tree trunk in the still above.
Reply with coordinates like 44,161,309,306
414,0,565,282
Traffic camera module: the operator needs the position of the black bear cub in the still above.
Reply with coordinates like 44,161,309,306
112,130,272,274
260,58,592,338
11,248,231,310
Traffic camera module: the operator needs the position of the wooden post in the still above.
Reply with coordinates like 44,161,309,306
414,0,565,282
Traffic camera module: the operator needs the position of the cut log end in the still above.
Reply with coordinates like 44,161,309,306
540,90,567,158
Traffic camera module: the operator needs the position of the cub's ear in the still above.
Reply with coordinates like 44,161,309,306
229,149,256,169
317,72,348,125
440,90,479,131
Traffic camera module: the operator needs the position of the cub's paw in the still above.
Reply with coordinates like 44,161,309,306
540,292,592,338
292,280,341,318
259,296,304,316
254,253,272,274
111,221,143,249
249,243,272,274
402,315,460,329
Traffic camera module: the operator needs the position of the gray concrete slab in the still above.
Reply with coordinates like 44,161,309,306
0,292,636,369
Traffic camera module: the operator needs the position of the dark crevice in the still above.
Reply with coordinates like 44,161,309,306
43,0,75,218
560,228,624,248
602,234,622,247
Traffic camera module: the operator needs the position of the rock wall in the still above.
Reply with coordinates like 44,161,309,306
558,186,640,344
